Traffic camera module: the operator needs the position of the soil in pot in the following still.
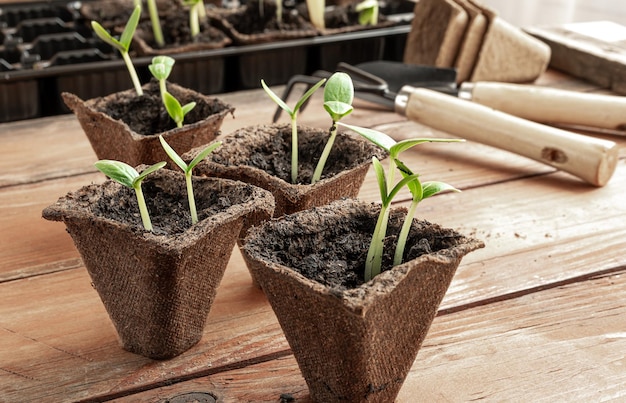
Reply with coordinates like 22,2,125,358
206,123,383,184
43,168,274,359
225,0,313,36
89,79,230,136
188,123,386,217
135,7,231,54
242,199,484,402
247,200,471,290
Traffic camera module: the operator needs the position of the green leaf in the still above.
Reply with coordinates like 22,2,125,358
163,91,184,124
135,161,166,186
181,102,196,116
387,173,421,202
395,159,423,201
188,141,222,171
159,135,187,172
337,122,396,151
91,21,124,52
324,72,354,105
293,78,326,113
372,157,388,205
422,181,460,199
323,101,353,122
261,79,293,117
355,0,377,11
119,5,141,50
149,55,175,81
355,0,378,25
390,138,464,158
358,7,374,25
94,160,138,188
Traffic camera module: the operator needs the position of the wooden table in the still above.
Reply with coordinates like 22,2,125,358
1,69,625,402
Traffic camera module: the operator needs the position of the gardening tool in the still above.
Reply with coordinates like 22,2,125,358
276,61,620,186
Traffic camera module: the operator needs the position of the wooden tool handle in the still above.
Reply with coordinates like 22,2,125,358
395,87,619,186
460,82,626,130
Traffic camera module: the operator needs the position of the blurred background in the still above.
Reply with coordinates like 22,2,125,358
480,0,626,27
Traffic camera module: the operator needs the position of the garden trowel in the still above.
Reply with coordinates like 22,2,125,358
277,61,620,186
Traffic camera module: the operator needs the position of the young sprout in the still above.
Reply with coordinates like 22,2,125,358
355,0,378,26
146,0,165,47
159,136,222,224
339,122,462,281
91,5,143,96
163,92,196,128
394,160,459,266
307,0,325,29
311,72,354,184
183,0,204,38
148,55,175,102
261,78,326,183
94,160,166,231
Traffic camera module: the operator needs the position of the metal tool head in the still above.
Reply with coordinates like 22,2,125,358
273,61,458,122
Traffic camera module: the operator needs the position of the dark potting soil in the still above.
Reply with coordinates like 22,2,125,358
137,8,229,48
297,2,376,29
227,0,312,34
94,80,227,135
209,124,383,184
251,202,466,290
89,171,256,236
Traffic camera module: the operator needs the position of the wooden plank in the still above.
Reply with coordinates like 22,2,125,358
0,250,291,403
527,22,626,95
119,268,626,402
0,173,103,282
2,164,626,401
0,116,97,188
3,70,616,189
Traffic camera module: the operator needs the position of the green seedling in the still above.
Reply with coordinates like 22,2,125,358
261,78,326,183
91,5,143,95
339,122,462,281
146,0,165,47
393,160,459,266
94,160,166,231
148,55,195,127
159,136,222,224
307,0,325,29
355,0,378,26
311,72,354,184
183,0,204,38
163,92,196,128
148,55,175,102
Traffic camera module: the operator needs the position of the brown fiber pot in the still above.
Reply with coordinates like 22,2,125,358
42,169,274,359
185,123,387,218
62,81,234,167
241,199,484,402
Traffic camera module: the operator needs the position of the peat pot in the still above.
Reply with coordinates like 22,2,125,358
186,123,387,217
62,80,234,166
242,198,484,402
43,168,274,359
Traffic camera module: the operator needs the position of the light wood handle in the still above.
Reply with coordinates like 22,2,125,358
395,87,619,186
460,82,626,130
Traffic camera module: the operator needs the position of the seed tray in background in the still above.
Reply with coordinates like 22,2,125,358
0,0,411,123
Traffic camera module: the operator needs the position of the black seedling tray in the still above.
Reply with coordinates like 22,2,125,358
0,0,411,123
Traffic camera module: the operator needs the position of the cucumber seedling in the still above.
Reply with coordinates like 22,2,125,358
261,77,326,183
159,136,222,224
91,5,144,95
149,56,196,128
339,122,462,281
94,160,166,231
312,72,354,184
